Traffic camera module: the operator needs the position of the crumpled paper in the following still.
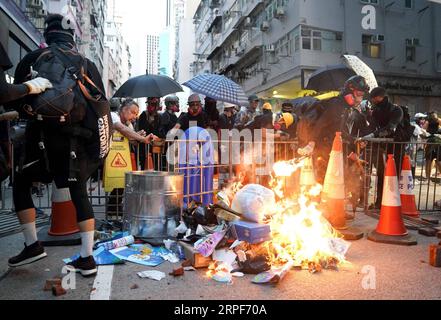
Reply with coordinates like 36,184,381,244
137,270,166,281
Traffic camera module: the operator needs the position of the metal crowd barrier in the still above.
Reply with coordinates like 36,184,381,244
357,138,441,214
2,136,440,223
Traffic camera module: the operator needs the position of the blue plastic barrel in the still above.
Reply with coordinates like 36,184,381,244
178,126,214,207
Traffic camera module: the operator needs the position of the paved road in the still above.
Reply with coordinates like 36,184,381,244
0,214,440,301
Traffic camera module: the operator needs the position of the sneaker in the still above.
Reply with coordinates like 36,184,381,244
8,241,47,267
66,256,97,276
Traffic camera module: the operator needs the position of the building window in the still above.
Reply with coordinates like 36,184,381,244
406,46,416,62
362,35,381,58
404,0,413,9
6,33,30,78
300,26,340,53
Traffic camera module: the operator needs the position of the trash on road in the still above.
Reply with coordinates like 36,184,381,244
137,270,166,281
169,267,185,277
429,244,441,267
44,278,61,291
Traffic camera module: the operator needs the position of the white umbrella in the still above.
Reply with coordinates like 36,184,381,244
343,55,378,92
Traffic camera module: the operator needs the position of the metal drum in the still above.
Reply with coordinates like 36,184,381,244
123,171,183,242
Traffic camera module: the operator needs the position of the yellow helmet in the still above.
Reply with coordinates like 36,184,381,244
281,113,294,129
262,102,272,111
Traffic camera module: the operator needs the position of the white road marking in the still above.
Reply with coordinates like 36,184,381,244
90,265,114,300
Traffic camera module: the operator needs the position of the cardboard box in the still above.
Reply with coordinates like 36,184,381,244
179,241,212,268
231,221,271,244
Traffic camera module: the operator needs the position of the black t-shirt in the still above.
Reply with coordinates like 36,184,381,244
0,42,12,71
177,111,209,132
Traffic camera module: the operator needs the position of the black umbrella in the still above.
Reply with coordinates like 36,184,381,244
306,65,356,92
113,74,183,98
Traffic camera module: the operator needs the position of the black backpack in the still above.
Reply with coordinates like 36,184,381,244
394,105,415,142
25,45,112,161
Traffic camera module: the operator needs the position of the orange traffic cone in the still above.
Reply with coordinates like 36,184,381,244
400,155,420,217
322,132,363,240
368,155,417,245
48,185,80,236
300,157,316,188
322,132,346,229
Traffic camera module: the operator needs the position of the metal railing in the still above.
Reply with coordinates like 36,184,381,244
2,137,440,223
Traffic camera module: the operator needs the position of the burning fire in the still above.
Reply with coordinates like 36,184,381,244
265,159,349,270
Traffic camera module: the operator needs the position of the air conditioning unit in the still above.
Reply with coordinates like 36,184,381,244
406,38,420,46
36,8,46,18
244,17,252,28
71,0,77,7
213,8,221,16
27,0,42,8
260,21,270,32
233,40,240,49
275,7,285,19
371,34,385,43
266,44,275,53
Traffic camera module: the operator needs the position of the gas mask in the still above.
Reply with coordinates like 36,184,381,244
188,106,202,117
147,105,157,114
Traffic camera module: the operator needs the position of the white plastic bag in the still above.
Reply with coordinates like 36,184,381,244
231,184,276,223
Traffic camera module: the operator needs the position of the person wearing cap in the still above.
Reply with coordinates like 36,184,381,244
138,97,162,170
234,94,259,130
172,93,210,132
275,100,298,140
218,103,236,130
7,14,107,276
245,102,274,131
204,96,220,129
160,95,180,138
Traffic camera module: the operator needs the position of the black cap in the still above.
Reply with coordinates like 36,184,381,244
248,94,259,102
369,87,387,99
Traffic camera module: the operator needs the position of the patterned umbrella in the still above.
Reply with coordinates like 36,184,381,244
343,55,378,92
183,74,248,106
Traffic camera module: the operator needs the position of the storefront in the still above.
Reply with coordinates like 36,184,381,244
377,75,441,114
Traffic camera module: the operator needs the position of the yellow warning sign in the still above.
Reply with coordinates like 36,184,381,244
103,131,133,192
111,153,128,168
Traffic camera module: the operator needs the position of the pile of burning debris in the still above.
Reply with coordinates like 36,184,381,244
175,159,351,284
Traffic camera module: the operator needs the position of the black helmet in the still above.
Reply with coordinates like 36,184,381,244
281,100,293,112
344,75,370,94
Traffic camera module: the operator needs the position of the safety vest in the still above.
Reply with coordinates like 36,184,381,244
103,131,133,192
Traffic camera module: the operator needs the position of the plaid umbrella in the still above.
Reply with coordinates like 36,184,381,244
183,74,248,106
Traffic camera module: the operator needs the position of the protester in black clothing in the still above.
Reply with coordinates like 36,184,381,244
160,95,179,138
246,102,273,130
204,96,219,129
173,94,210,132
7,14,106,275
138,97,162,170
361,87,404,209
424,112,441,179
218,103,236,130
297,75,370,183
0,43,52,105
